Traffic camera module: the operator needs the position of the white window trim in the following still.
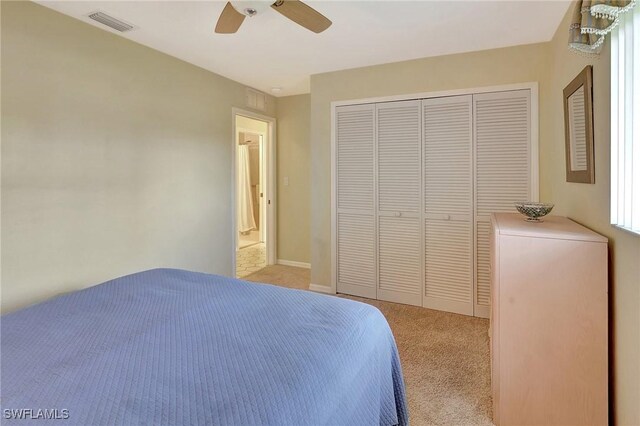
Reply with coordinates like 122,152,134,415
611,4,640,236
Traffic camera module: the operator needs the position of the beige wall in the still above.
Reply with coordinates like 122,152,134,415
309,42,551,288
275,95,310,264
1,1,275,312
541,6,639,425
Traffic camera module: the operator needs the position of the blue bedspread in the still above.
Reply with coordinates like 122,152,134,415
1,269,408,425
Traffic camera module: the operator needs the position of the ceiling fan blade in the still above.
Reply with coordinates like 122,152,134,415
271,0,331,33
215,2,246,34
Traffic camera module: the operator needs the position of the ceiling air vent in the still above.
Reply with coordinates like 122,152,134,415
87,11,136,32
246,88,266,111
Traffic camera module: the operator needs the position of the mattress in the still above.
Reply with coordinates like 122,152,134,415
1,269,408,425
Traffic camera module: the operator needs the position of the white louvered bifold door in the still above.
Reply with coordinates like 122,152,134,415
422,95,474,315
474,90,532,318
336,104,377,299
376,100,423,306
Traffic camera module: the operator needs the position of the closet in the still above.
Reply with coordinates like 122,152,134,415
334,88,534,317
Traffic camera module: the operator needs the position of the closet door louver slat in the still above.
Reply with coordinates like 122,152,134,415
376,100,423,306
474,90,531,318
337,106,375,211
336,104,376,299
337,213,376,298
377,101,422,213
476,221,491,307
377,216,422,306
423,95,474,315
425,220,473,312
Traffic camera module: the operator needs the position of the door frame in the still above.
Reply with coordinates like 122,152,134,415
330,82,539,315
231,108,277,276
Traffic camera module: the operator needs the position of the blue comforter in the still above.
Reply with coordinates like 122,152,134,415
1,269,408,425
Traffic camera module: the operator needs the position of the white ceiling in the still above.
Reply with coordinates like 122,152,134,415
37,0,572,97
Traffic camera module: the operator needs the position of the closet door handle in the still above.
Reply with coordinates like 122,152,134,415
395,212,402,217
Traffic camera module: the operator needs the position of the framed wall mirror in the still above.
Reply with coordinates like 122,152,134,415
563,66,594,183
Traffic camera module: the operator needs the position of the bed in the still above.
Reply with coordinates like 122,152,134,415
1,269,408,425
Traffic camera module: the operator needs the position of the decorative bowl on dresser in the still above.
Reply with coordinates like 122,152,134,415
513,201,554,222
490,213,608,426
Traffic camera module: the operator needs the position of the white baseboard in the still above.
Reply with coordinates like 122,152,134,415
309,283,334,294
276,259,311,269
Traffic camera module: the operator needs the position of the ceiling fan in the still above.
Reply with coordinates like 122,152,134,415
215,0,332,34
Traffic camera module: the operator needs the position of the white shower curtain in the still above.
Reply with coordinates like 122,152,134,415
238,145,257,233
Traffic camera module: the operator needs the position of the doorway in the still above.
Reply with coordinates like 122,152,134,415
233,110,276,278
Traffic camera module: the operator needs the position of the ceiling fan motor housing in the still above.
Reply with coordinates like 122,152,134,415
230,1,273,17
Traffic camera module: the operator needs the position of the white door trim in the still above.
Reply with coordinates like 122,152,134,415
231,108,277,277
330,82,539,299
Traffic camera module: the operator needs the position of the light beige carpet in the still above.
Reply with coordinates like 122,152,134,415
245,265,493,426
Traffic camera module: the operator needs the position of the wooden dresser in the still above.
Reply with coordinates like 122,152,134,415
490,213,608,425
